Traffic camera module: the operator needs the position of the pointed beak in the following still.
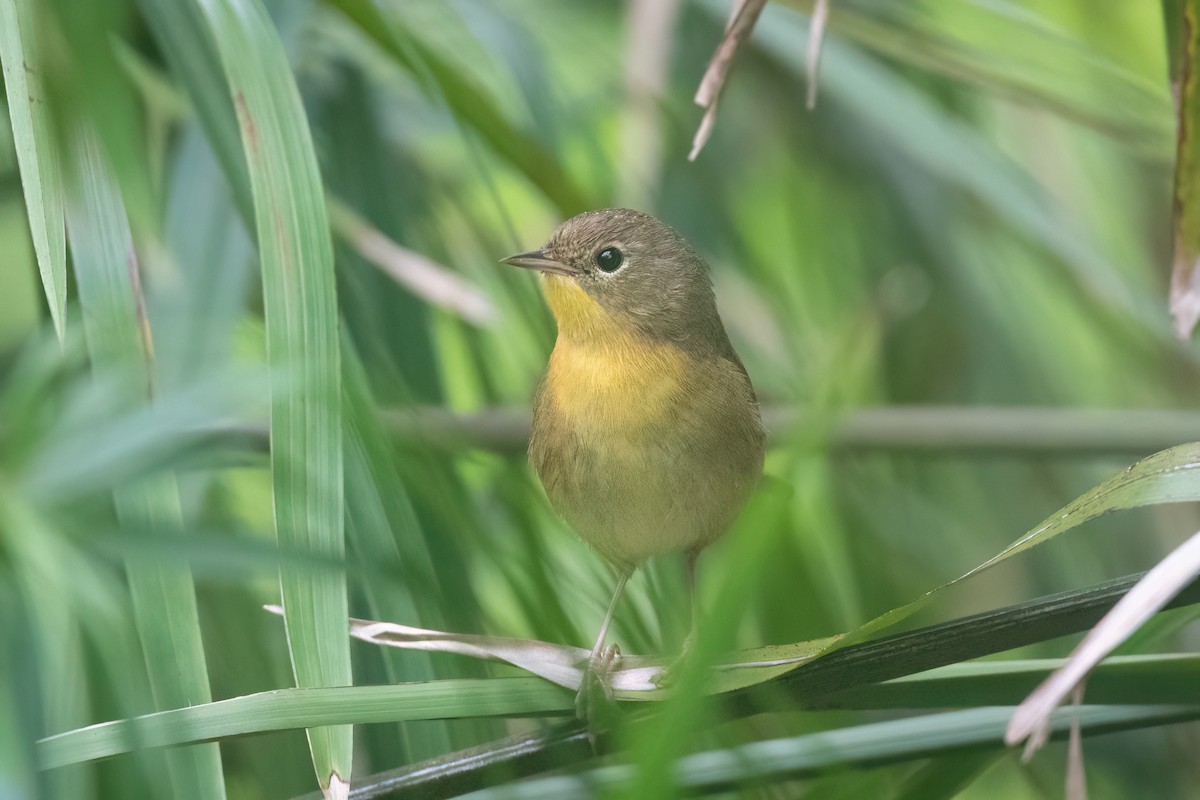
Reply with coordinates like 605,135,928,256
500,249,580,277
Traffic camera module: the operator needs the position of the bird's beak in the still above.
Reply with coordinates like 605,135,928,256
500,249,580,277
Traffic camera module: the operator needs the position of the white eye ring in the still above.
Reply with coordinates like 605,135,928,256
595,247,624,273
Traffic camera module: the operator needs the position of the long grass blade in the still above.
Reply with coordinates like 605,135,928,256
65,131,225,800
37,679,573,770
459,706,1200,799
0,0,67,340
39,570,1200,776
316,573,1200,798
193,0,351,795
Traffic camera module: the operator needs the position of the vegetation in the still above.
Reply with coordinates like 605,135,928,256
1,0,1198,798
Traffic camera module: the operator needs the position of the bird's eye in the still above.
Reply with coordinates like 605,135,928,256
595,247,624,273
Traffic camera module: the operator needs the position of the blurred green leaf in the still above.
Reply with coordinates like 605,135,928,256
43,0,156,232
327,0,595,216
892,751,1000,800
342,344,459,761
65,131,225,800
757,4,1166,335
0,489,96,799
837,442,1200,649
193,0,351,793
779,0,1172,150
135,0,252,221
0,0,67,340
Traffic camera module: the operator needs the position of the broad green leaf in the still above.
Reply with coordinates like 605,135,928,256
0,0,67,340
193,0,350,794
154,125,253,388
65,131,225,800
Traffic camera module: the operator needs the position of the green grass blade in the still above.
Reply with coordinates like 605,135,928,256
323,572,1200,797
0,0,67,340
65,131,225,800
193,0,350,794
820,655,1200,710
39,571,1200,773
37,679,573,769
461,706,1200,798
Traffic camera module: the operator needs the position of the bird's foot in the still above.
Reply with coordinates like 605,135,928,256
576,643,623,737
652,634,695,689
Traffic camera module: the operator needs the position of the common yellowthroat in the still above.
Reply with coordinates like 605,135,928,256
503,209,765,718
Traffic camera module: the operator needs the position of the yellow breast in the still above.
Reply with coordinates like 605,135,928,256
541,276,689,432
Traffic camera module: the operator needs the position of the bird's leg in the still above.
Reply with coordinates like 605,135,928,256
576,569,631,724
682,548,700,658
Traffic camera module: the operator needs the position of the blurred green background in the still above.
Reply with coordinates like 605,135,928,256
3,0,1200,798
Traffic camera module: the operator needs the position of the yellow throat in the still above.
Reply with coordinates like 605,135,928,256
541,275,689,431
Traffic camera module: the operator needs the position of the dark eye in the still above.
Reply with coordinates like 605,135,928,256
595,247,624,273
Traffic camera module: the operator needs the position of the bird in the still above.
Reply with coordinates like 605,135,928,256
502,208,765,720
